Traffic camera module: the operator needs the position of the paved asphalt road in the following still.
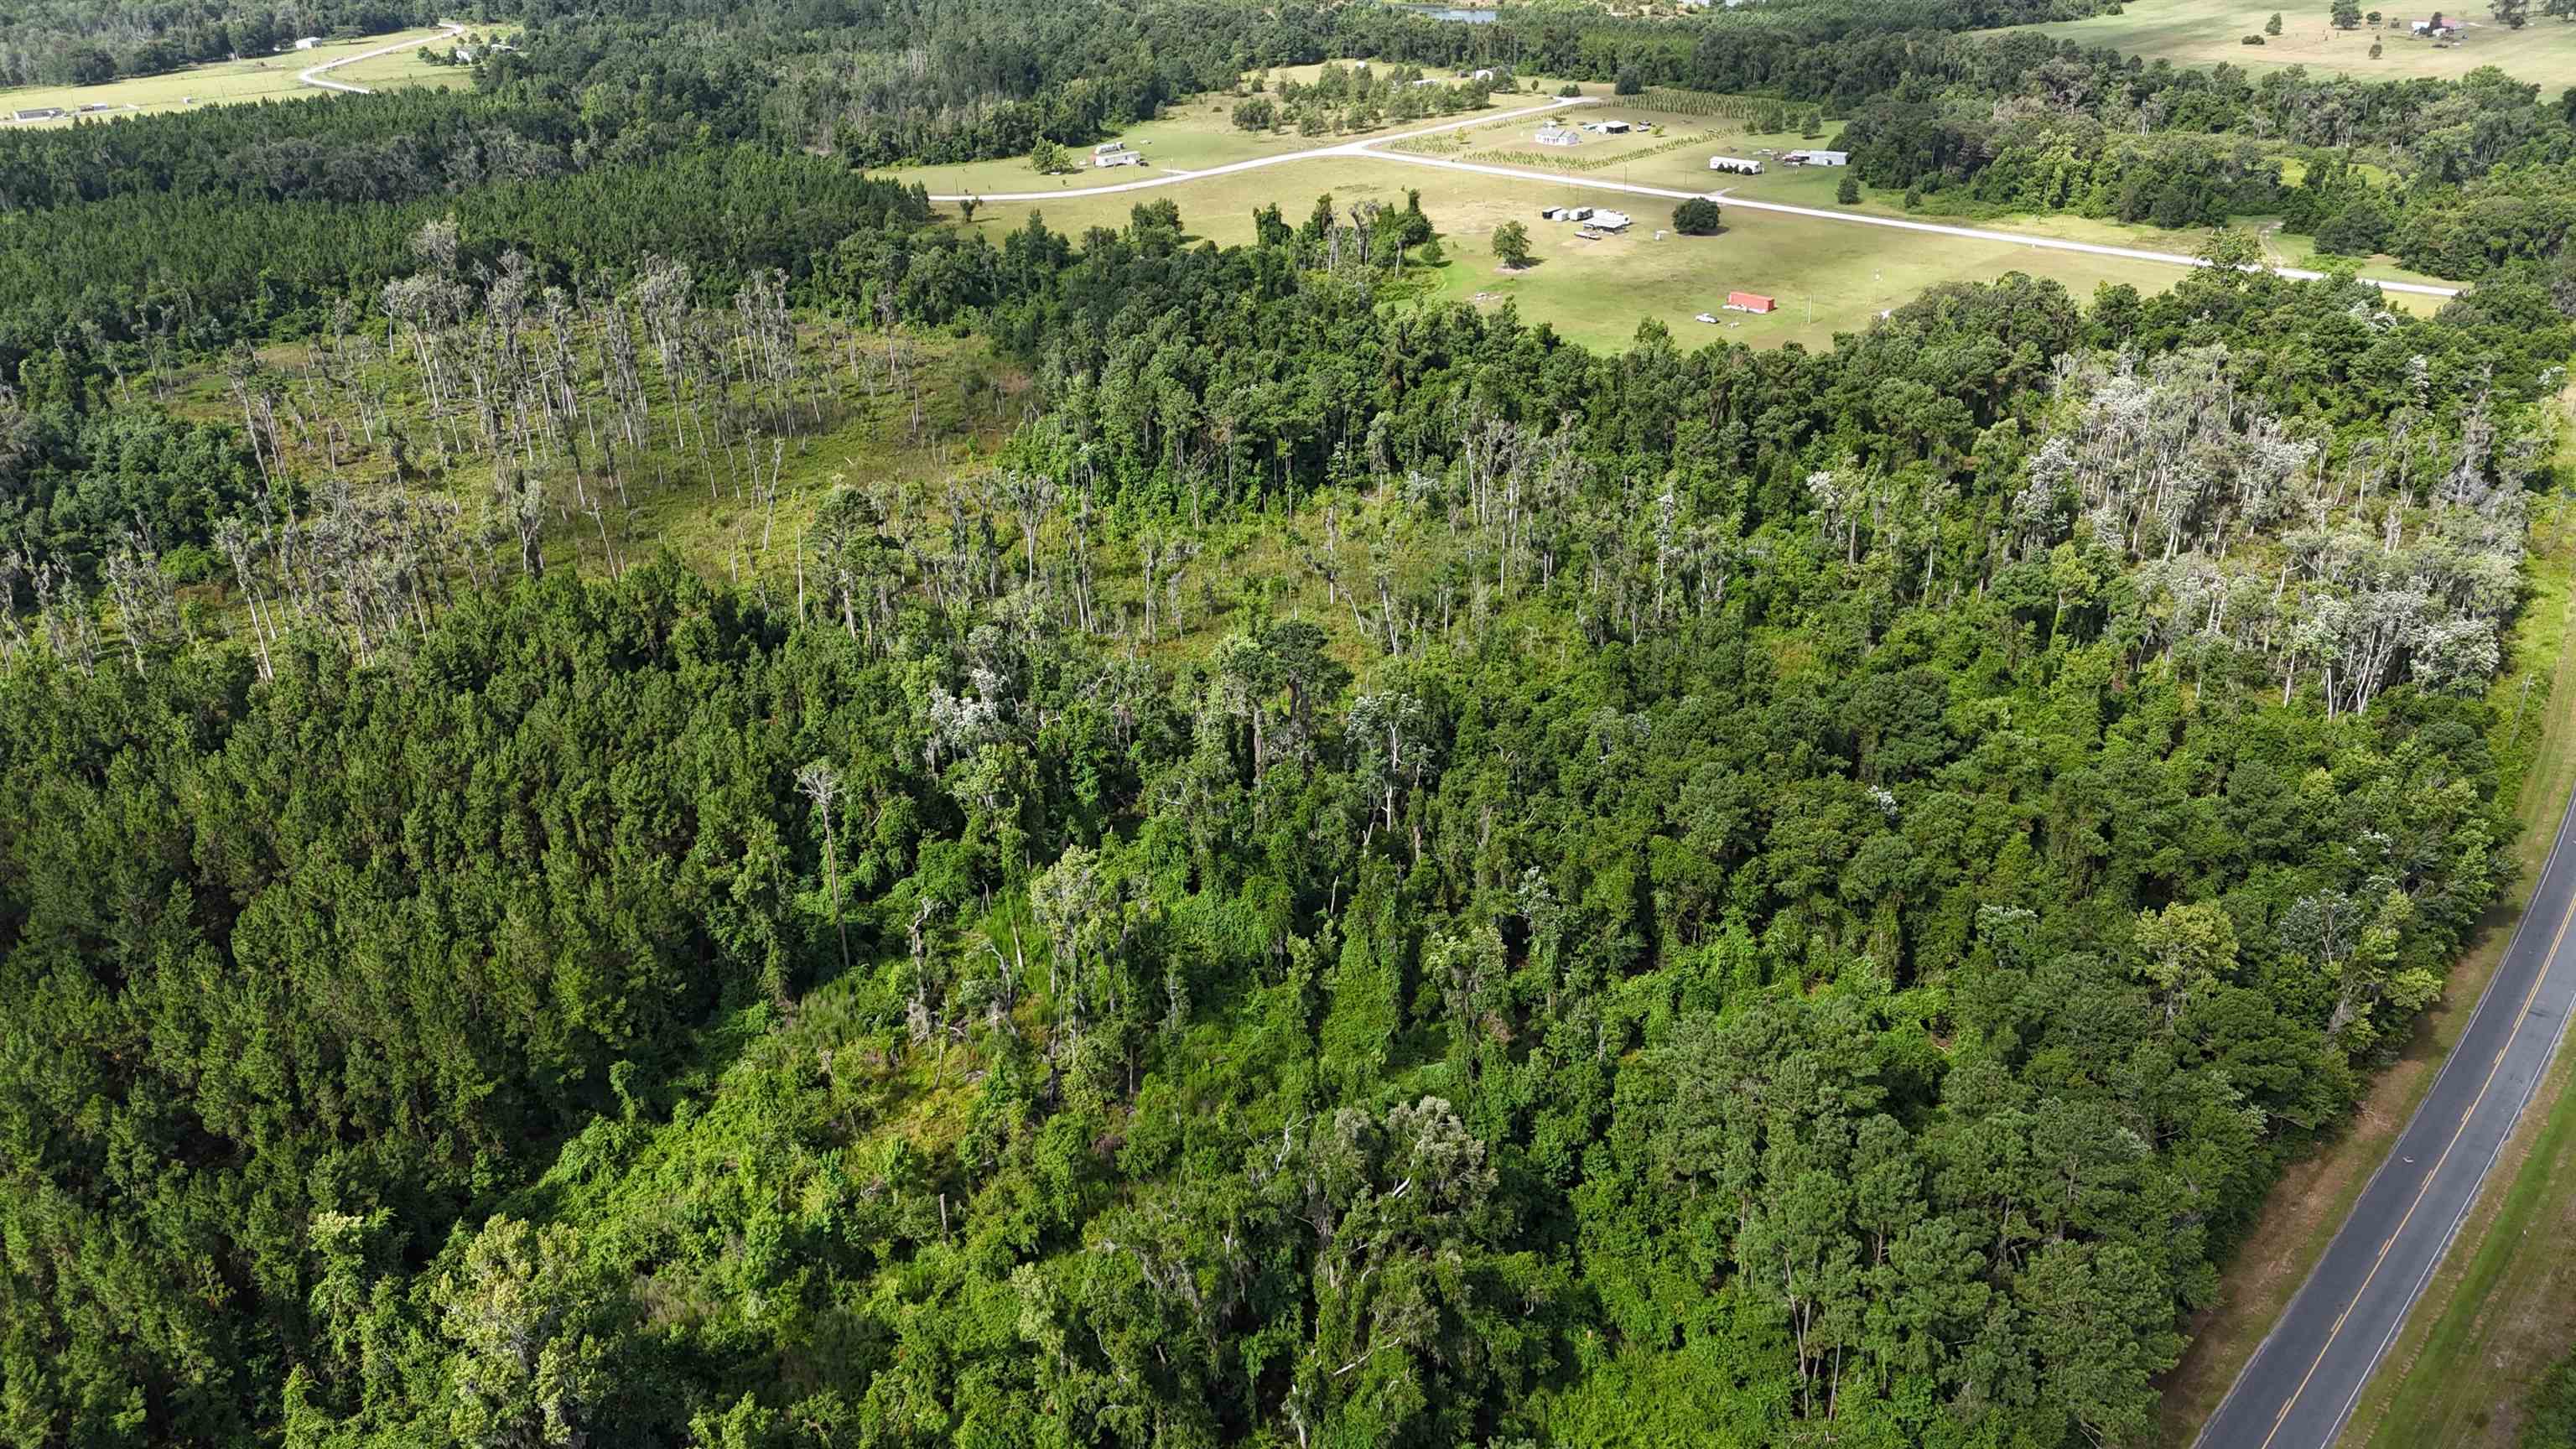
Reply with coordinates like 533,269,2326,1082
2197,784,2576,1448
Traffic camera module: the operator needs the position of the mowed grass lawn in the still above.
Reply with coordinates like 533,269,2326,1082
950,154,2225,351
874,67,1576,197
1413,172,2210,350
335,27,515,91
935,82,2452,351
2007,0,2576,87
1478,102,2464,291
0,27,460,126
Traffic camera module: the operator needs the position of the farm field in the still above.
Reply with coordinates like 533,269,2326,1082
1431,104,1831,193
877,65,1571,197
940,80,2454,352
2005,0,2576,86
327,48,467,92
333,26,516,90
0,27,460,126
936,80,2456,354
953,154,2221,351
1410,98,2462,294
1409,171,2205,350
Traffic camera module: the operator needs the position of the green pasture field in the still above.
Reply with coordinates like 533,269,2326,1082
334,26,517,90
1442,99,2459,291
950,154,2229,351
0,27,461,126
328,49,468,91
1410,169,2211,350
928,80,2452,352
2007,0,2576,87
1449,103,1831,190
875,64,1573,197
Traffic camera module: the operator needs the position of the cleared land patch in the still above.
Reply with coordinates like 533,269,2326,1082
0,28,463,126
1478,99,2456,293
955,154,2229,351
2007,0,2576,87
332,27,517,91
876,69,1571,198
927,82,2454,352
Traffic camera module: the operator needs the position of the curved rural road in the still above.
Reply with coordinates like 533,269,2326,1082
928,101,2459,299
2196,782,2576,1449
299,22,465,96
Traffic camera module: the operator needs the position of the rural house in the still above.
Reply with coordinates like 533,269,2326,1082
293,35,322,49
1708,155,1763,174
1784,149,1848,166
13,106,64,122
1535,122,1582,147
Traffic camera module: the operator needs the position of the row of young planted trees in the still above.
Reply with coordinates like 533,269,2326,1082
1,172,2570,1447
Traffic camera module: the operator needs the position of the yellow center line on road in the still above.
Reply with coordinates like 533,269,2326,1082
2256,875,2576,1447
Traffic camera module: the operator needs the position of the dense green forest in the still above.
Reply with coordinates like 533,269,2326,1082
5,183,2570,1442
6,0,2576,1445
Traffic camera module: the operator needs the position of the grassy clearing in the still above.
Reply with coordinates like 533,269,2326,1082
932,80,2454,354
954,153,2224,351
2155,439,2576,1446
334,25,517,91
0,27,460,125
2005,0,2576,87
166,323,1027,605
1458,103,1833,191
1386,96,2460,298
873,69,1570,197
1413,171,2189,351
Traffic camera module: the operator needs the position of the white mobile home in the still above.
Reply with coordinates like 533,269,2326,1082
1707,155,1763,174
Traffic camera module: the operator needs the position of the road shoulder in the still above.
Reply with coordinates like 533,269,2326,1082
2335,476,2576,1449
2158,485,2576,1446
